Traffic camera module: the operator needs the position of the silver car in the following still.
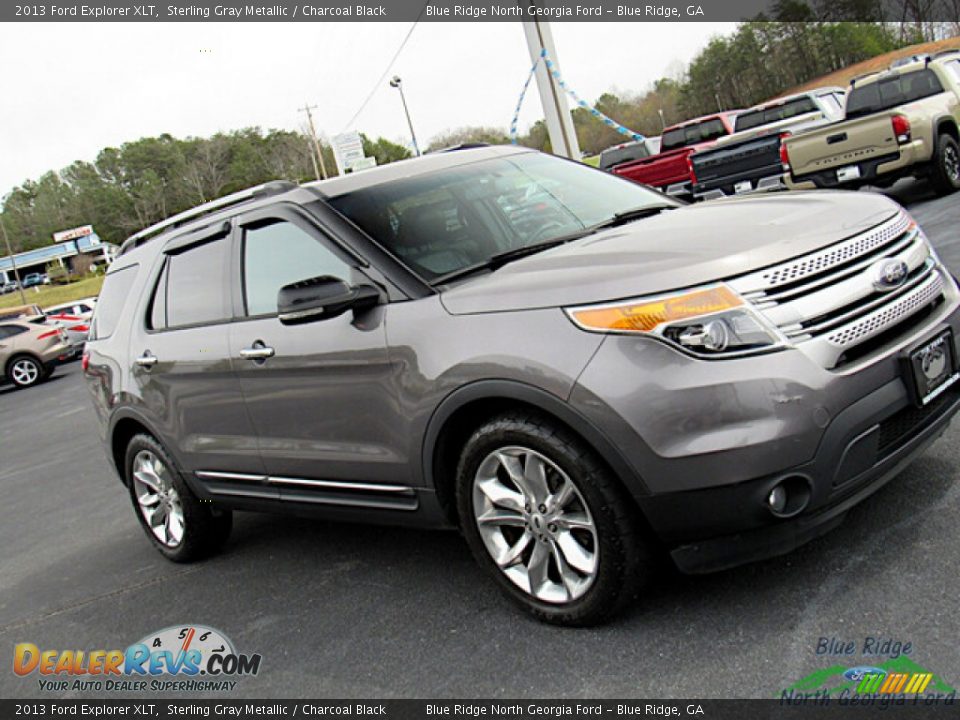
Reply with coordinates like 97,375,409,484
84,147,960,625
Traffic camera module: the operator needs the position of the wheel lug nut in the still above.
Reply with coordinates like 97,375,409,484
548,523,557,533
538,504,546,513
525,504,531,513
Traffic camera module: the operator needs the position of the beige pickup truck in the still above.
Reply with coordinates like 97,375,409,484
782,51,960,195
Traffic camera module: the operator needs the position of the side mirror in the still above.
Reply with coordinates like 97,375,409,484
277,276,380,325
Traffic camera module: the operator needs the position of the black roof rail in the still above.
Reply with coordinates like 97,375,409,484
118,180,296,256
431,142,491,154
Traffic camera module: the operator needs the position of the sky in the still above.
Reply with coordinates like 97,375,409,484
0,21,735,197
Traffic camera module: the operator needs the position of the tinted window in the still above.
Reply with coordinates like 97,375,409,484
166,238,231,328
89,265,138,340
846,69,944,119
598,142,652,171
735,97,818,132
661,118,728,151
243,221,351,316
0,324,27,339
329,153,675,282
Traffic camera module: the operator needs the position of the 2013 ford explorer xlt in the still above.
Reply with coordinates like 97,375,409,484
84,147,960,625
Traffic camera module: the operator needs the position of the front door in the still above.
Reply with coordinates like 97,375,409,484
226,206,408,504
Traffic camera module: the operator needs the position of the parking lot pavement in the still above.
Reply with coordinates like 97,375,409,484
2,184,959,700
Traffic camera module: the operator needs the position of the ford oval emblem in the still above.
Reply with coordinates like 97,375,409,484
872,258,909,292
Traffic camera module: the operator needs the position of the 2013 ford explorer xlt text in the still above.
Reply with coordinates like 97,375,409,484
84,147,960,625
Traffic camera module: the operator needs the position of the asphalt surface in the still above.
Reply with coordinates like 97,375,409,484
2,179,960,700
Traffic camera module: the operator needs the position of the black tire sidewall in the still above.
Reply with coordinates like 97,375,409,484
933,134,960,194
455,414,641,626
124,433,230,562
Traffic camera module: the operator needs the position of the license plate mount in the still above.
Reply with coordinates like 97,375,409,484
902,329,960,407
837,165,861,182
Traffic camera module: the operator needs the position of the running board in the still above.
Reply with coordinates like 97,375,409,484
195,471,419,511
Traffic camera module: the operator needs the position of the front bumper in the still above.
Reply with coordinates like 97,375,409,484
569,301,960,574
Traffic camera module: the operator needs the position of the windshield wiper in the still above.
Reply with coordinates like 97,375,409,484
432,205,678,286
589,204,678,231
433,232,591,285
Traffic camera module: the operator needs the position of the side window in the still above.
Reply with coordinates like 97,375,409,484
243,220,351,317
166,238,232,328
89,264,138,340
0,325,27,339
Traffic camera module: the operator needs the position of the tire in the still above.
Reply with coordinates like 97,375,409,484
930,133,960,196
124,433,232,562
7,355,44,389
455,411,648,626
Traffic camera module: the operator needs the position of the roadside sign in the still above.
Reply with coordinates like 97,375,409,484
53,225,93,243
332,131,365,175
349,157,377,172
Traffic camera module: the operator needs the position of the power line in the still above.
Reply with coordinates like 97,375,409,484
340,5,428,132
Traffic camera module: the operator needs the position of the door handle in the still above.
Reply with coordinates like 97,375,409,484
240,343,275,361
135,351,158,368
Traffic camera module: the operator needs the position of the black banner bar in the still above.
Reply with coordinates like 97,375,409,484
3,0,960,22
4,699,960,719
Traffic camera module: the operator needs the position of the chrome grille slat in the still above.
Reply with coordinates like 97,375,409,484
785,261,935,338
728,210,952,370
827,273,944,347
739,213,911,291
760,231,920,304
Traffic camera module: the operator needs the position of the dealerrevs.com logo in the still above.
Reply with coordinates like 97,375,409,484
14,625,262,693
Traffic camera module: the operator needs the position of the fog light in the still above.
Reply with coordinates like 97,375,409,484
768,486,788,514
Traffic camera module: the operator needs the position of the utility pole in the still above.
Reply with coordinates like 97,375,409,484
298,103,329,180
0,216,27,305
521,11,580,160
389,76,421,157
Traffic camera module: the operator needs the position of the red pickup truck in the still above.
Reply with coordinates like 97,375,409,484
612,112,740,198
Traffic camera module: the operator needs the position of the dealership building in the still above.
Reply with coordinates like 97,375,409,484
0,225,118,284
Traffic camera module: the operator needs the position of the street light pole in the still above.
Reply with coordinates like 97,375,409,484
389,76,421,157
0,216,27,305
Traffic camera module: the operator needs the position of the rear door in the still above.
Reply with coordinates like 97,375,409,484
127,227,271,496
226,205,409,504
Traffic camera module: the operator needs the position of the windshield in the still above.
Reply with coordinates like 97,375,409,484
327,152,676,283
846,69,944,120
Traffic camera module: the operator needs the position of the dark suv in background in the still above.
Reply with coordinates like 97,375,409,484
85,146,960,625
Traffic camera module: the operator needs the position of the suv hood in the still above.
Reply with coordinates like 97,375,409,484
440,191,902,315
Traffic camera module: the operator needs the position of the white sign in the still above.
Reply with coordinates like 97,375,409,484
53,225,93,243
349,157,377,172
332,131,365,175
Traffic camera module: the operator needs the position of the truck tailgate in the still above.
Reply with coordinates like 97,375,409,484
786,114,898,178
692,134,782,188
613,148,692,189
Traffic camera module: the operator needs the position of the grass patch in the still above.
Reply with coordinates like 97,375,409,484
0,276,104,310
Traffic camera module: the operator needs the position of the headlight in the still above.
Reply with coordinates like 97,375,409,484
565,283,785,357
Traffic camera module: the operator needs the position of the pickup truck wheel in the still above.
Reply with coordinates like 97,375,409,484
455,412,647,626
124,433,232,562
931,134,960,195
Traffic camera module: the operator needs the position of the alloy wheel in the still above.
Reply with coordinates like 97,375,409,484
132,450,185,547
946,145,960,184
11,358,40,387
472,446,599,604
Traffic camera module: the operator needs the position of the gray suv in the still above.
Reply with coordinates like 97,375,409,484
84,146,960,625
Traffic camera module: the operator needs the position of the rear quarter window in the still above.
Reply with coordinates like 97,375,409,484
88,264,138,340
846,69,944,119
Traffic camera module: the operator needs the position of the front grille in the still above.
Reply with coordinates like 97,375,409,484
729,211,951,370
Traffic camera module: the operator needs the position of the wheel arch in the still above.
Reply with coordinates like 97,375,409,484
935,116,959,143
422,380,650,527
108,410,168,486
